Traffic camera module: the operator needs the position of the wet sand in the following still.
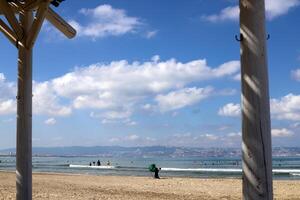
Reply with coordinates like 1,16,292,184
0,171,300,199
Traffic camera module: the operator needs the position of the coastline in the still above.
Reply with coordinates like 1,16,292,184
1,171,300,199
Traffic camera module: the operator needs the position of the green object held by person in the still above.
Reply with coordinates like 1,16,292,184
148,164,156,172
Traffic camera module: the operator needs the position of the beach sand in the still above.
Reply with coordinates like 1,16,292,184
0,171,300,200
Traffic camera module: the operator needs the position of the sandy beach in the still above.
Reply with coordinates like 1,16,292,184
0,171,300,200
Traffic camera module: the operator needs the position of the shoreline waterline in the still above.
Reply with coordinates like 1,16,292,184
1,155,300,180
1,171,300,200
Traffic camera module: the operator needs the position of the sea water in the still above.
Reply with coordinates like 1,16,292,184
1,156,300,180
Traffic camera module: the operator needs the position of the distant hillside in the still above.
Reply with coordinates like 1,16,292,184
0,146,238,157
0,146,299,157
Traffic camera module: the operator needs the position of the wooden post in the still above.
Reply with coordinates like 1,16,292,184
1,1,75,199
16,10,33,200
239,0,273,199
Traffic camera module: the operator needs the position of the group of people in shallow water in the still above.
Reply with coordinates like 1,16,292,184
87,160,161,179
89,160,110,166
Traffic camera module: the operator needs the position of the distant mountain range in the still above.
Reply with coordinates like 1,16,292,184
1,146,300,157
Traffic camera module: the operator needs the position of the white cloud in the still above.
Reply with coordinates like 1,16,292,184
272,128,294,137
51,57,239,114
0,74,71,117
141,104,154,111
0,73,15,97
0,73,16,115
90,110,136,125
218,125,231,131
0,99,16,115
203,6,239,22
271,93,300,121
44,118,57,125
145,30,158,39
0,57,239,119
33,82,72,116
100,110,132,120
52,58,239,101
219,93,300,121
266,0,300,19
227,132,241,137
291,69,300,81
125,120,137,126
202,0,300,22
217,88,237,96
218,103,241,117
127,134,139,141
69,4,141,39
155,87,214,112
233,73,241,81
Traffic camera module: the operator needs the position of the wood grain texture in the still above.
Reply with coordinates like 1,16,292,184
26,1,50,48
0,0,23,39
46,7,76,39
0,18,18,46
239,0,273,199
16,10,33,200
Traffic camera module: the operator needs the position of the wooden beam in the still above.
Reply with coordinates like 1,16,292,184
0,1,41,12
0,18,18,46
45,7,76,39
24,0,45,11
26,1,50,48
239,0,273,199
0,2,22,15
16,10,33,200
25,0,40,7
0,1,23,39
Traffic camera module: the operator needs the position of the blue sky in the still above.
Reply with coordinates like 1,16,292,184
1,0,300,148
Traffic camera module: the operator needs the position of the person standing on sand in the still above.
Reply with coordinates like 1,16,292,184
148,164,161,179
154,167,160,179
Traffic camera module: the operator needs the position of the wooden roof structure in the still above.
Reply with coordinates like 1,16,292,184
0,0,76,199
0,0,273,200
0,0,75,47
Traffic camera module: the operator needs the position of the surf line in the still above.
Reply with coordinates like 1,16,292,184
161,168,300,174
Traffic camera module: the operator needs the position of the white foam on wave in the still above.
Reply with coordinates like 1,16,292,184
161,168,300,174
273,169,300,174
161,168,242,172
69,164,115,169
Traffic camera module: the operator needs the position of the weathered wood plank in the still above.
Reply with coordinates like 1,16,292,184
45,7,76,39
0,19,18,46
239,0,273,199
16,10,33,200
0,1,23,39
24,0,45,10
26,0,50,48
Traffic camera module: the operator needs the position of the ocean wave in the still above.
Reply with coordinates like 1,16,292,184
161,168,242,172
161,168,300,174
